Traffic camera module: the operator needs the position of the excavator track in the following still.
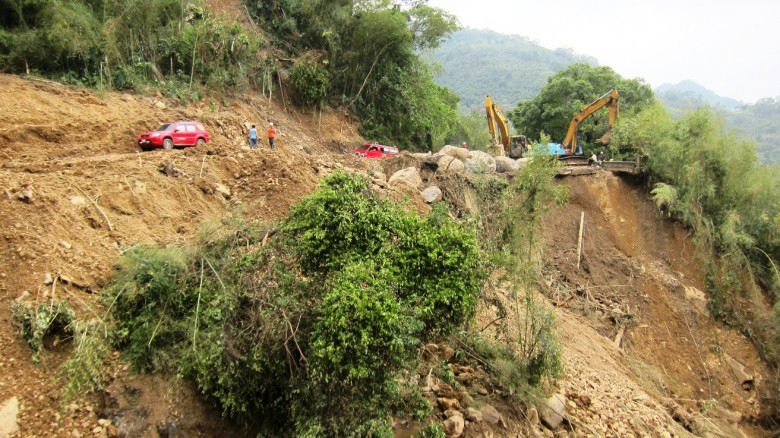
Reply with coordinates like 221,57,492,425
558,155,591,166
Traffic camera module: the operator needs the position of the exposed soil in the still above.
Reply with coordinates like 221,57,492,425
542,171,773,437
0,74,776,438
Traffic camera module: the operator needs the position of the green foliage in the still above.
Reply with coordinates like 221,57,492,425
0,0,264,92
58,321,112,405
103,171,483,435
249,1,461,149
11,299,75,362
509,63,655,148
289,59,330,107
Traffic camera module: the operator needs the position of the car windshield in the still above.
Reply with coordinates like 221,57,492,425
356,145,371,151
156,124,171,131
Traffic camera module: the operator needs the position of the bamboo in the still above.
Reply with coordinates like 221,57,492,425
576,211,584,270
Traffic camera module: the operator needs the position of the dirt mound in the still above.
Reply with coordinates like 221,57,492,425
543,171,771,437
0,74,374,436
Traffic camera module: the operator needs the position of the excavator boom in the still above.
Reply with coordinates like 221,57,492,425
562,88,620,155
485,96,527,157
485,95,511,155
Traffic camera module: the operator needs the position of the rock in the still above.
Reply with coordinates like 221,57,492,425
466,407,483,422
436,156,465,174
437,397,461,411
494,156,520,173
440,345,456,362
435,383,461,400
195,178,214,195
44,272,54,285
60,275,89,289
443,409,463,419
538,393,567,430
214,183,231,198
69,196,87,207
723,354,754,389
439,145,471,160
388,167,423,190
18,186,34,203
480,404,501,425
154,101,166,110
455,372,475,385
526,406,540,426
411,152,432,160
443,415,465,437
420,186,442,204
16,291,30,302
60,240,72,249
464,151,496,173
0,396,20,437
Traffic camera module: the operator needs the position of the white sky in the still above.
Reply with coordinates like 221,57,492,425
427,0,780,103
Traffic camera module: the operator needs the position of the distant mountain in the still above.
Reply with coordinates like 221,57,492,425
428,28,596,112
655,81,780,164
655,80,743,117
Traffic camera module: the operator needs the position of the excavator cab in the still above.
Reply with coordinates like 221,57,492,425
510,135,527,158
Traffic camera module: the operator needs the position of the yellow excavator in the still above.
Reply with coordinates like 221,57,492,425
561,88,619,156
485,95,527,158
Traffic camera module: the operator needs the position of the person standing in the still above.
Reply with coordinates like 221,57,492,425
598,150,605,165
248,124,258,148
268,122,277,150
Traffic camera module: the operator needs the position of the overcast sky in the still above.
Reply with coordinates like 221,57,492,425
426,0,780,103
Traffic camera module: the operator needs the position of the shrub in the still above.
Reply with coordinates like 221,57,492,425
11,300,75,362
97,171,484,435
289,59,330,107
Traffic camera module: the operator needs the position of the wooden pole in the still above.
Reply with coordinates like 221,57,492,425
576,212,584,270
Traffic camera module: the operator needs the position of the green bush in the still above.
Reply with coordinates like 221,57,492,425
11,299,75,362
97,171,484,435
289,60,330,107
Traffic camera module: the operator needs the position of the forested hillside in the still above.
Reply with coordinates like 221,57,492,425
428,28,596,112
656,81,780,163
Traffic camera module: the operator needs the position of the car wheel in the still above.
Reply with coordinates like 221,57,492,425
163,138,174,150
196,138,205,147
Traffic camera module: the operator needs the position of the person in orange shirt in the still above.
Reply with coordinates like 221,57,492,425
268,122,277,150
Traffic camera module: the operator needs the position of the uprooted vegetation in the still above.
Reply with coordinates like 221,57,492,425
40,161,571,436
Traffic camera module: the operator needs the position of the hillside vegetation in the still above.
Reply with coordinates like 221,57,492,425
427,28,596,112
2,1,780,437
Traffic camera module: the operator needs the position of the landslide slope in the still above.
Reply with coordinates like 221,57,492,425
0,74,374,436
0,75,774,438
542,172,772,438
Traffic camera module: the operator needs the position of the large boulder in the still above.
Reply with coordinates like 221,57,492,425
439,145,471,160
464,150,496,174
436,155,465,174
537,393,567,429
443,414,465,438
388,167,423,190
494,156,520,174
420,186,442,204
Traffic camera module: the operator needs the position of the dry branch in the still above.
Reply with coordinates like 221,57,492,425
75,185,113,231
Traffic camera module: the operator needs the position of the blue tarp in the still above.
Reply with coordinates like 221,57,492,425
546,143,566,155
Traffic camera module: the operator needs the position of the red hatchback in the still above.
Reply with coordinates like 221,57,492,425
353,143,399,158
137,121,210,150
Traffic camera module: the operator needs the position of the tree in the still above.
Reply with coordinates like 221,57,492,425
509,63,654,147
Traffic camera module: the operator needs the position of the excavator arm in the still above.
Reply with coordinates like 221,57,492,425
485,95,511,155
562,88,620,155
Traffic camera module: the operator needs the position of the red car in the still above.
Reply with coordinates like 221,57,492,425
137,121,210,150
353,143,399,158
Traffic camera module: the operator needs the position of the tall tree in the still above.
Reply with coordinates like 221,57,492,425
509,63,654,146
